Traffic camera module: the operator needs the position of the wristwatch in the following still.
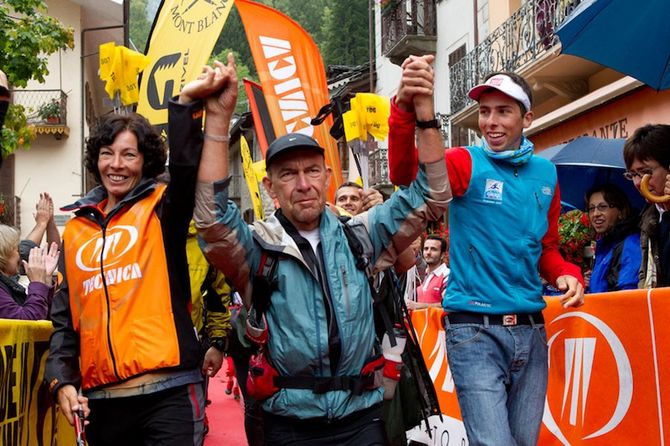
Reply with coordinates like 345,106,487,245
209,337,227,352
416,118,440,129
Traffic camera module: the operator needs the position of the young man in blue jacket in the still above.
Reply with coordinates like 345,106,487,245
388,55,585,445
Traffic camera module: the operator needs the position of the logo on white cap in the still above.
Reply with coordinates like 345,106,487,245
468,74,531,112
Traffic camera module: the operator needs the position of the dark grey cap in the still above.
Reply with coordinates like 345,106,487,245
265,133,324,167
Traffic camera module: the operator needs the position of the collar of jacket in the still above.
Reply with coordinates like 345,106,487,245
601,215,639,245
640,204,660,235
61,177,158,214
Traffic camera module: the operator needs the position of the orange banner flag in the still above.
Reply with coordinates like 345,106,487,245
235,0,343,200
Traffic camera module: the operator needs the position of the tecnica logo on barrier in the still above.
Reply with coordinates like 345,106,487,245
543,312,633,444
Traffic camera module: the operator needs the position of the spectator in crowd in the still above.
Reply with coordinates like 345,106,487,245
0,224,58,320
622,124,670,288
44,60,235,445
388,57,584,445
19,193,61,267
193,54,450,445
335,181,364,214
333,181,384,216
406,234,448,310
585,184,641,293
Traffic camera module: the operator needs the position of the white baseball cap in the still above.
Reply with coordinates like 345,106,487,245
468,74,532,112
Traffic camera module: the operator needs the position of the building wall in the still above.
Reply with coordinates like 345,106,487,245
436,0,476,115
13,0,83,237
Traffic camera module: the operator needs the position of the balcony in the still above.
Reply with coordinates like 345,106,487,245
12,89,69,139
381,0,437,66
449,0,584,115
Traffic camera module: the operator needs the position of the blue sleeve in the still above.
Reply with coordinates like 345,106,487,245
616,234,642,290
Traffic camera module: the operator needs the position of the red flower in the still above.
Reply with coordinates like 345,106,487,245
558,210,594,273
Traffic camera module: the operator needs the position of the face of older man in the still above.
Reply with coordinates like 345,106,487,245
263,149,331,231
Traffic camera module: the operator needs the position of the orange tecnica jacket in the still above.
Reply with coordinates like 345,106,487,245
63,184,185,388
45,98,205,394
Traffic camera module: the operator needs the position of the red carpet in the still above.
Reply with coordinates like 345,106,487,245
204,360,248,445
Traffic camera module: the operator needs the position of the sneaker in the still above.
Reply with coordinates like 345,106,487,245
224,388,232,395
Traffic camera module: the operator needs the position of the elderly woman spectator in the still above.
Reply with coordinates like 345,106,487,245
0,224,58,319
585,184,641,293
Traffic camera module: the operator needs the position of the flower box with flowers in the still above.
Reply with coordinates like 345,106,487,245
558,210,594,273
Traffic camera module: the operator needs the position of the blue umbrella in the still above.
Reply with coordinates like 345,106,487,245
536,136,644,211
556,0,670,90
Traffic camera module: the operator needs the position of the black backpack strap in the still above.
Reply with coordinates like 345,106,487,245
250,251,279,325
339,216,397,346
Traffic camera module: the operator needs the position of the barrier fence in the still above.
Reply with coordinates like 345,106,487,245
409,288,670,445
0,319,74,446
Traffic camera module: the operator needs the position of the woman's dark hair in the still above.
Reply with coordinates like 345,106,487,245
623,124,670,169
484,71,533,114
585,184,632,220
84,113,167,184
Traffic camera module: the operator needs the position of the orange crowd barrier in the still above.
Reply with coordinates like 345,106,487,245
409,288,670,445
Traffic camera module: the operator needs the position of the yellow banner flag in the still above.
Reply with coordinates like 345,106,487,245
99,41,116,82
103,45,124,100
99,44,151,105
240,136,265,220
252,160,267,184
342,110,361,142
120,47,151,106
137,0,234,129
356,93,390,141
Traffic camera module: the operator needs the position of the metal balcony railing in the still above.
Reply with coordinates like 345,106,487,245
12,89,68,126
381,0,437,55
369,148,390,187
449,0,583,114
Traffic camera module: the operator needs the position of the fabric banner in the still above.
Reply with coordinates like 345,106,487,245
0,319,75,445
243,79,276,157
235,0,343,200
99,43,151,106
240,135,265,220
136,0,234,133
409,289,670,445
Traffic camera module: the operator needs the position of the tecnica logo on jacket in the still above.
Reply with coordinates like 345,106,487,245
75,225,143,295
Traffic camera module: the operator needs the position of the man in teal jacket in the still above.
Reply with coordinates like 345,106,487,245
388,55,585,445
193,54,451,445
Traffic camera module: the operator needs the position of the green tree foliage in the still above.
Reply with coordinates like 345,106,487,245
321,0,370,66
215,7,256,80
214,0,367,80
0,0,74,156
129,0,153,53
209,48,254,115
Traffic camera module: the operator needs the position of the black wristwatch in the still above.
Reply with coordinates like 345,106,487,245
416,118,440,129
209,337,227,352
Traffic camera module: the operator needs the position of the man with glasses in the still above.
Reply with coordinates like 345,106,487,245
623,124,670,288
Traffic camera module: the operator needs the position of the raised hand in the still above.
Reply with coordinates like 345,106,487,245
23,246,48,284
34,193,51,226
397,54,435,113
205,53,238,120
43,242,60,278
179,53,237,119
361,188,384,211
